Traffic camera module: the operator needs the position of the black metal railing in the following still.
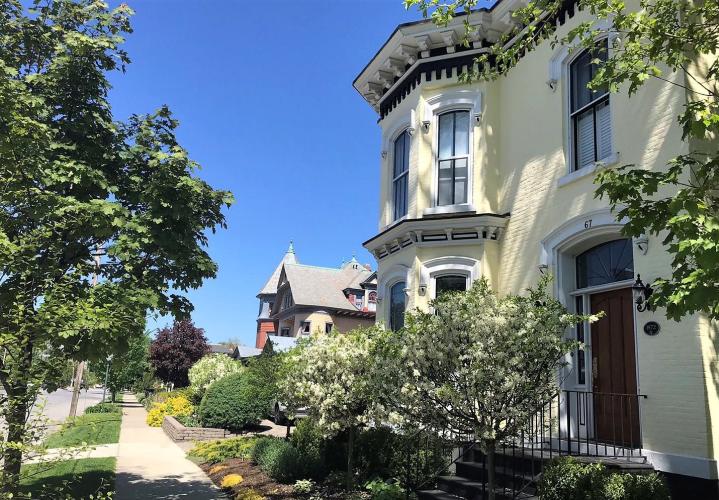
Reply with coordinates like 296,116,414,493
401,390,647,499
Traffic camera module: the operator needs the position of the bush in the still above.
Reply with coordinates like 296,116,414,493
603,472,671,500
220,473,244,489
293,479,314,495
146,393,194,427
251,437,304,483
189,437,258,464
198,372,271,432
235,489,265,500
365,479,405,500
290,418,331,480
188,354,243,401
539,458,670,500
84,403,122,414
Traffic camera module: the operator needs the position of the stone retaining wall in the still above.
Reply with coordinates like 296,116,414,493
162,415,228,442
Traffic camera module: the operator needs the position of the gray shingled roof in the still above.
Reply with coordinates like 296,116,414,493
282,262,374,312
258,243,298,296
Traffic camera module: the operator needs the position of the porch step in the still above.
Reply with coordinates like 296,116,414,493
455,462,538,492
418,485,537,500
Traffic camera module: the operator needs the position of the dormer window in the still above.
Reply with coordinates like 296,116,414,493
281,291,293,310
437,110,470,206
393,129,410,220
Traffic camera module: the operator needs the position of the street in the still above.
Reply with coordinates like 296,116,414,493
33,387,105,425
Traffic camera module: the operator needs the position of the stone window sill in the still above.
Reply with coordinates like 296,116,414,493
558,153,620,188
423,203,475,216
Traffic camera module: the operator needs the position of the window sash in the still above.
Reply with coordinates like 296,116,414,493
392,131,410,220
572,95,610,170
437,110,470,206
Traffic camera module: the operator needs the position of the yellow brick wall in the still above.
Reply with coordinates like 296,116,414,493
371,5,717,477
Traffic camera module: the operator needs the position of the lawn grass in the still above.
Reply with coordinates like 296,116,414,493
21,457,115,498
45,413,121,448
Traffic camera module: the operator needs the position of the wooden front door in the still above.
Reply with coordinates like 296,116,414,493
590,288,640,447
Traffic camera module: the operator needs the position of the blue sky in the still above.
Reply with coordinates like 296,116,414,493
107,0,425,345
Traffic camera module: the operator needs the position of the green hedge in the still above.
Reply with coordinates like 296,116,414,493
539,458,670,500
198,372,270,432
84,403,122,414
251,437,305,483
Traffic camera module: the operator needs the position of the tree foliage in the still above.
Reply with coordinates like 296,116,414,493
188,353,243,399
0,0,232,492
90,331,151,402
150,320,210,387
405,0,719,320
280,327,385,490
379,278,592,497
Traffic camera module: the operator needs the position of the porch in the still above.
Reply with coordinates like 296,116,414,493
408,390,651,500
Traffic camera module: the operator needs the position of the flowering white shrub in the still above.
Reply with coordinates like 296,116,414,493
188,354,243,398
378,276,598,499
280,326,385,489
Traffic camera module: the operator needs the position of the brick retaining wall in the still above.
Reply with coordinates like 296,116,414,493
162,415,228,441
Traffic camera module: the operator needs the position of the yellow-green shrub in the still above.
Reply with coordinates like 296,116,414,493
146,394,194,427
220,474,244,489
188,437,258,463
235,489,265,500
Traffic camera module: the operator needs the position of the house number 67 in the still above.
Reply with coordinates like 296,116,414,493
584,219,592,229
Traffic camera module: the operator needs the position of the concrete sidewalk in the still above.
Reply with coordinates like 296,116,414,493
115,394,224,500
25,443,119,464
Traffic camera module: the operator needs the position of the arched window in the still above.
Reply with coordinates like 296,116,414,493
437,110,470,206
393,130,410,220
576,238,634,289
389,282,406,331
570,41,610,171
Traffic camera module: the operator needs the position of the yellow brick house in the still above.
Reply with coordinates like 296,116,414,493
356,0,718,495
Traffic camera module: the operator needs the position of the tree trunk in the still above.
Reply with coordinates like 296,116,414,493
1,340,34,497
485,439,496,500
111,391,116,403
346,425,355,491
68,360,85,418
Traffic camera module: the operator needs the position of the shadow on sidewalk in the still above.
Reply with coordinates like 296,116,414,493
115,471,226,499
118,401,143,408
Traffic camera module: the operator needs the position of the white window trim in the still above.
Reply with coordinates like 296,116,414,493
549,24,619,176
423,91,481,214
419,256,480,299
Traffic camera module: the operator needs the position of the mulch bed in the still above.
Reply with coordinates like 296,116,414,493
202,459,296,499
200,459,371,499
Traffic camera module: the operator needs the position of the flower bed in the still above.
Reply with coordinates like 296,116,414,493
162,415,228,442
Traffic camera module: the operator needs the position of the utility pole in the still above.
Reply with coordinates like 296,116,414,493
69,245,103,418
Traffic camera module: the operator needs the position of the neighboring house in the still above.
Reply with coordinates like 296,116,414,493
356,1,717,493
231,344,262,362
207,344,233,356
255,244,376,349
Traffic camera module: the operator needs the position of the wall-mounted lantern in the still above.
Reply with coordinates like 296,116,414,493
538,264,549,275
422,120,431,133
632,274,654,312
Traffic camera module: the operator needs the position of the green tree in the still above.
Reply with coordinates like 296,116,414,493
404,0,718,320
379,278,592,499
280,327,385,491
90,331,151,402
0,1,232,494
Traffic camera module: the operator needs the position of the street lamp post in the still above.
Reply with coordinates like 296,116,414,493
101,354,113,403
